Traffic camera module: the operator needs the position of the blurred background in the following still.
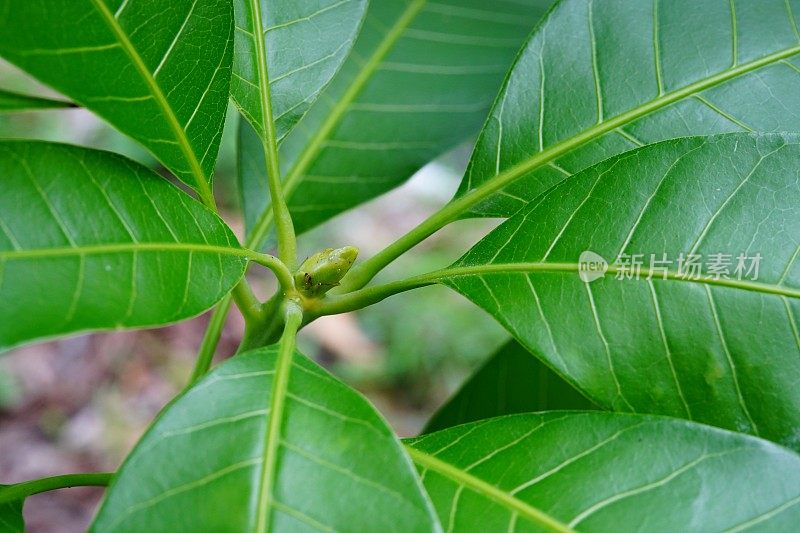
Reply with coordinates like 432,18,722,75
0,60,509,530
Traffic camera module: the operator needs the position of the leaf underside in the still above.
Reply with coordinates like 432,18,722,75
231,0,368,142
443,133,800,449
0,0,233,191
0,141,245,351
408,413,800,532
93,348,438,532
239,0,555,239
458,0,800,217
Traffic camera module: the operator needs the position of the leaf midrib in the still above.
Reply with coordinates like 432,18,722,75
0,242,251,261
89,0,217,209
245,0,277,146
246,0,428,248
433,263,800,299
253,309,302,532
453,43,800,216
312,260,800,318
405,445,574,533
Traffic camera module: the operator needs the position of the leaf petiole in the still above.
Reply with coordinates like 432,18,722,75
187,251,294,384
314,261,800,319
0,472,113,503
188,294,234,385
246,0,297,268
254,299,302,530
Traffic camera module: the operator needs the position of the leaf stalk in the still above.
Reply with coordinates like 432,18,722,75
0,472,113,503
247,0,297,268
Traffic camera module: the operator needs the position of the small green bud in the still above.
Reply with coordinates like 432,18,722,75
294,246,359,297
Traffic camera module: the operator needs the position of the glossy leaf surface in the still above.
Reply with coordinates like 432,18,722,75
442,134,800,449
93,347,439,531
0,0,233,197
457,0,800,217
0,142,246,351
408,413,800,532
425,340,594,433
232,0,367,142
239,0,554,238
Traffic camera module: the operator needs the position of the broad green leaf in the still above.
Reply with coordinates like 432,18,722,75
425,340,594,433
231,0,367,142
0,89,73,112
0,141,246,351
239,0,554,239
439,133,800,449
93,347,439,531
0,0,233,202
407,413,800,532
456,0,800,218
0,492,23,533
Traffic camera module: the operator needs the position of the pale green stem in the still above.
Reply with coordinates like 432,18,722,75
247,251,295,294
335,202,469,293
317,262,800,318
254,300,303,531
232,280,262,322
248,0,297,268
187,251,294,384
188,0,429,368
0,473,113,503
306,275,434,319
188,293,233,385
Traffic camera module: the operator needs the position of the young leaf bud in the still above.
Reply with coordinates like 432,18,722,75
294,246,359,297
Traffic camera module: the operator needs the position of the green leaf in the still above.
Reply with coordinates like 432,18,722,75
425,340,595,433
0,0,233,203
92,347,439,531
456,0,800,218
0,89,73,112
239,0,554,239
407,413,800,532
231,0,368,142
439,133,800,449
0,492,23,533
0,141,247,351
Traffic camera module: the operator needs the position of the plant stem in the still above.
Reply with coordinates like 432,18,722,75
231,280,262,322
254,300,302,531
306,274,436,319
247,252,295,294
188,293,233,385
335,202,467,293
0,473,113,503
320,261,800,318
187,251,294,384
248,0,297,268
239,293,285,353
187,0,430,370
